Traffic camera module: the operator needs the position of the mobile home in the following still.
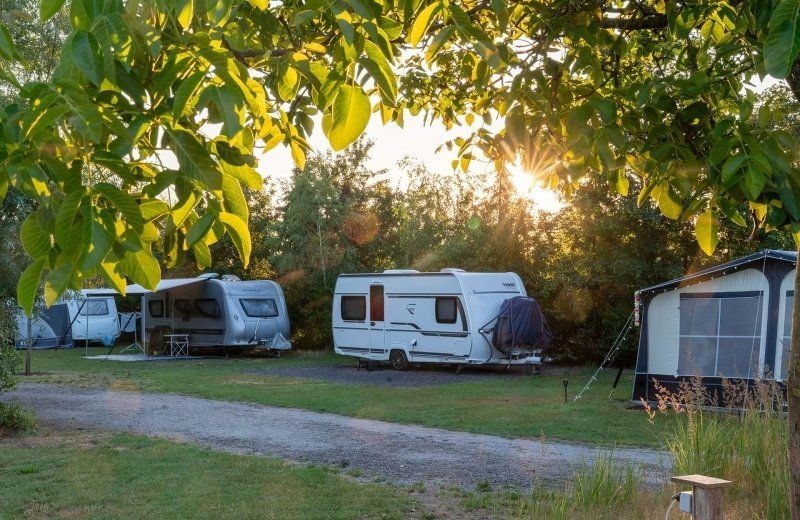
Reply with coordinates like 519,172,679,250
332,269,549,370
633,249,796,403
141,275,291,351
63,290,121,345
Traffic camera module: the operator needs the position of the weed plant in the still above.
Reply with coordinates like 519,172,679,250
0,400,36,433
642,376,788,519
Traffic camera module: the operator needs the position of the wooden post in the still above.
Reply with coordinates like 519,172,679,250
671,474,733,520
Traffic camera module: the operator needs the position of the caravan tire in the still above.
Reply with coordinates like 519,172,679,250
389,349,410,371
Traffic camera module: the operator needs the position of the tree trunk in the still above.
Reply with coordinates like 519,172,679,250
790,247,800,520
25,315,31,376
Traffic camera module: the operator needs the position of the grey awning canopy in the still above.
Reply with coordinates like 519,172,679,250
85,273,218,297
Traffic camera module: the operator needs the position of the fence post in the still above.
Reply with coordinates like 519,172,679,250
671,474,733,520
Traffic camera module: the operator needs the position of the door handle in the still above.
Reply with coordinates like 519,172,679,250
370,322,376,326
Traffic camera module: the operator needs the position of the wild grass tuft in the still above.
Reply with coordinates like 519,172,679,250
0,400,36,433
642,376,789,519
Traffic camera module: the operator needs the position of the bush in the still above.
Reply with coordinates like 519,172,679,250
0,400,35,433
0,346,21,393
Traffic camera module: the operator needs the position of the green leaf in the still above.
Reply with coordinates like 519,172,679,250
218,212,251,268
70,30,104,86
55,189,85,246
222,176,248,221
721,155,746,185
41,0,67,22
140,200,170,221
44,263,73,306
93,183,144,232
425,25,456,64
168,129,223,190
21,213,52,259
186,213,215,246
193,240,212,269
325,84,371,151
98,257,126,294
764,0,800,78
695,209,719,255
17,258,45,316
120,248,161,291
176,0,194,28
170,190,198,228
717,198,747,227
199,85,245,138
409,3,441,47
745,168,766,198
80,213,114,270
172,71,206,118
656,185,683,219
0,26,22,61
491,0,508,31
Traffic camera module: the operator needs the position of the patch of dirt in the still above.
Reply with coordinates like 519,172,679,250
0,428,112,449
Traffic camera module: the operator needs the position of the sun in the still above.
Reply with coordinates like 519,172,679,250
509,166,564,214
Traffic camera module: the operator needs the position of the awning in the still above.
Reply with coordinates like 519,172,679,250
82,273,219,297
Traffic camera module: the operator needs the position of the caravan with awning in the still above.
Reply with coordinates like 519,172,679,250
136,275,291,352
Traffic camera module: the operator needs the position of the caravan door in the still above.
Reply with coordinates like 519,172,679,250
369,285,385,354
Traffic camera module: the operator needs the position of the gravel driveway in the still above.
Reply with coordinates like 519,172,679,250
3,384,669,490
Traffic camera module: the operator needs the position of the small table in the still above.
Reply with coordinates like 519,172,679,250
164,334,189,357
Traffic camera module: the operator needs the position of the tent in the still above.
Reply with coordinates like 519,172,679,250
15,303,74,349
633,249,796,403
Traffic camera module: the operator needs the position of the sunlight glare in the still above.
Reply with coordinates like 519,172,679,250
509,167,564,214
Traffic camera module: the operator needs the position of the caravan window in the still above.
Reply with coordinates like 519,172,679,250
370,286,384,322
435,297,458,324
195,299,220,319
174,299,192,316
148,300,164,318
240,299,278,318
678,293,762,378
80,299,109,316
341,296,366,321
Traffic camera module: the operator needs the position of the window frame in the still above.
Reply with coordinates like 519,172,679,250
194,298,220,319
435,297,458,324
677,291,763,378
80,299,110,316
341,296,367,322
148,300,164,318
239,298,279,318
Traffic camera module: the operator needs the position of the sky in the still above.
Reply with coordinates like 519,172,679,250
256,113,565,213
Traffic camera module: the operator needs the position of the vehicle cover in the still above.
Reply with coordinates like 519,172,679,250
491,296,552,355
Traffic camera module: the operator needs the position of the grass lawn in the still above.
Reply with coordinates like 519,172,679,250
0,430,416,520
19,348,662,447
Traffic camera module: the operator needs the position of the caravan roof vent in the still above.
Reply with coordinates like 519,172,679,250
221,275,241,281
440,268,466,273
383,269,419,274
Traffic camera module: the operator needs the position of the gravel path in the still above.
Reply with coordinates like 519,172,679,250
3,384,669,490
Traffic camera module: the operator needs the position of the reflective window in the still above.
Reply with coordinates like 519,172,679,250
148,300,164,318
195,299,219,319
341,296,366,321
435,297,458,324
240,299,278,318
80,299,109,316
370,286,384,322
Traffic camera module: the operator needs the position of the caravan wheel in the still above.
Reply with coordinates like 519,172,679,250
389,349,410,371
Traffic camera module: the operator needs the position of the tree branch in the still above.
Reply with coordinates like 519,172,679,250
598,14,667,31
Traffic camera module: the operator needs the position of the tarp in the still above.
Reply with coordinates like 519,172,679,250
492,296,552,356
15,303,74,349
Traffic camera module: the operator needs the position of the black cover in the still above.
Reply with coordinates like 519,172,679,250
492,296,551,355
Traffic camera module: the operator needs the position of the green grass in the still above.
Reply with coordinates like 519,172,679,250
0,430,414,519
20,348,661,446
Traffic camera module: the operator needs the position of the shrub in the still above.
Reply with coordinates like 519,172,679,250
0,345,21,393
0,400,36,432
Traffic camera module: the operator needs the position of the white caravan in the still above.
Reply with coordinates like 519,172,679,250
142,276,291,351
63,290,121,345
332,269,544,370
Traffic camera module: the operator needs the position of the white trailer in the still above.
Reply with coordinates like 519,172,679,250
141,275,291,351
332,269,545,370
63,290,121,345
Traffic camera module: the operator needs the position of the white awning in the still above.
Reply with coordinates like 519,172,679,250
83,273,218,297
